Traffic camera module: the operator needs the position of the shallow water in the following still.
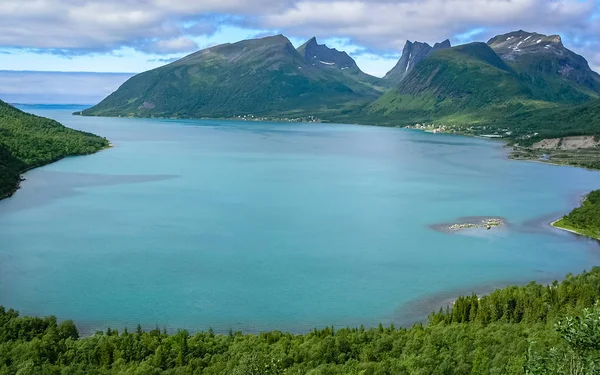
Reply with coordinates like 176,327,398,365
1,105,599,334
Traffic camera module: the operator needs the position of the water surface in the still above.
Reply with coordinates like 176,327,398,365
1,105,599,333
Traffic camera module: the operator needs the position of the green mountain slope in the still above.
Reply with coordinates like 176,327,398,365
0,100,108,199
367,42,533,125
491,98,600,142
361,32,600,139
83,35,382,119
488,30,600,103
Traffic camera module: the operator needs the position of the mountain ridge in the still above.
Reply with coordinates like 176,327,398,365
382,39,452,85
83,35,382,119
83,30,600,146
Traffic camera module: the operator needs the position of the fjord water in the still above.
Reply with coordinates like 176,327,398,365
2,106,600,334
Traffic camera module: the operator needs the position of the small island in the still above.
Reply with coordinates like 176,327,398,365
552,190,600,240
430,216,506,233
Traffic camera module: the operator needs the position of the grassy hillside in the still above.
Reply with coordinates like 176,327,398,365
490,98,600,144
2,267,600,374
366,43,534,125
342,38,600,146
83,35,380,119
488,30,600,103
553,190,600,239
0,100,109,199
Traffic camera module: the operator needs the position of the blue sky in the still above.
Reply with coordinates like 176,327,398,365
1,0,599,103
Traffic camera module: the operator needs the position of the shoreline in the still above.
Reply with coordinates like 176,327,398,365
550,218,600,241
3,110,600,333
0,142,112,203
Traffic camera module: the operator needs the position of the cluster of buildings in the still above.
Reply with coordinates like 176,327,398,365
235,114,321,123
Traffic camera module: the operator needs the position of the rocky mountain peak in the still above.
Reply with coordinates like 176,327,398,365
296,37,359,71
433,39,451,50
383,39,451,84
487,30,565,60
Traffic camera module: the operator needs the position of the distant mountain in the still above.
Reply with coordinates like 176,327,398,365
296,37,383,88
488,30,600,103
297,37,359,71
370,42,528,123
362,30,600,140
383,39,451,84
0,100,107,199
83,35,382,119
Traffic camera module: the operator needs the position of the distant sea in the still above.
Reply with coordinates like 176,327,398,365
1,104,599,334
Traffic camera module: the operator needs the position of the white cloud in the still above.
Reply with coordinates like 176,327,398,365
0,0,598,72
143,37,199,54
262,0,597,51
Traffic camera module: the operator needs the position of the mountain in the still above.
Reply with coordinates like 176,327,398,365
369,42,530,124
383,39,451,84
0,100,108,199
83,35,382,119
296,37,360,72
363,31,600,140
296,37,383,88
488,30,600,103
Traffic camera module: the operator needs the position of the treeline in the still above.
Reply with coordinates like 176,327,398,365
0,100,108,198
3,268,600,374
496,99,600,146
429,268,600,325
554,190,600,239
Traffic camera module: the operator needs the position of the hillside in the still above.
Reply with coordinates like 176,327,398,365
362,31,600,142
2,266,600,373
488,30,600,103
0,100,108,199
368,42,532,125
83,35,382,119
553,189,600,239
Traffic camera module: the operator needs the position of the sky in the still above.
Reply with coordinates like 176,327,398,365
1,0,599,104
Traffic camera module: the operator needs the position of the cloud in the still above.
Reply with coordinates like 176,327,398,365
0,0,598,72
140,37,199,54
262,0,598,51
0,71,134,104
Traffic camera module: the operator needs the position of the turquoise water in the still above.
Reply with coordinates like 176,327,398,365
1,105,600,334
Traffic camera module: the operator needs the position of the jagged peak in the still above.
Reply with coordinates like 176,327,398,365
403,40,432,49
296,37,359,71
433,39,451,50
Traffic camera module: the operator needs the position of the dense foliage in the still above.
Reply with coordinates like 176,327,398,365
0,100,108,198
2,268,600,374
554,190,600,239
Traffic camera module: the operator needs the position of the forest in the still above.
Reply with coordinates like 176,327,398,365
2,267,600,374
554,190,600,239
0,100,108,199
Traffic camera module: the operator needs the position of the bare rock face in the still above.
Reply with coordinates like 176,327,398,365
487,30,564,61
297,37,359,71
487,30,600,95
383,39,451,84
